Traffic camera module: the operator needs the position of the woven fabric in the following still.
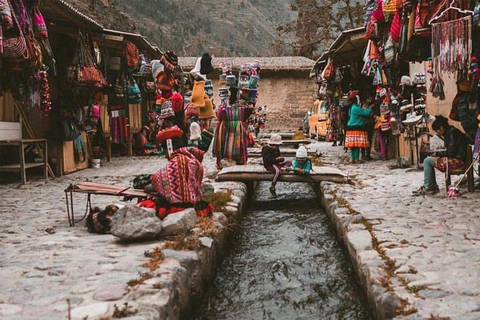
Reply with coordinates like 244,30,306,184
345,130,370,148
151,147,205,204
434,157,465,173
213,105,251,164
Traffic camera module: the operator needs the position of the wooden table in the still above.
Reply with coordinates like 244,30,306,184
0,139,48,184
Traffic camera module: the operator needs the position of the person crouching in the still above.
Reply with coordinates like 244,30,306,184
262,134,292,197
292,145,311,175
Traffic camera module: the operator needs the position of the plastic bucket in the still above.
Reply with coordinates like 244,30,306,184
91,159,101,169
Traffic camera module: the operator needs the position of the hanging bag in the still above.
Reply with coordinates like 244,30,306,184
126,40,140,70
127,75,142,104
384,36,395,63
1,0,13,30
322,57,335,80
33,5,47,39
2,0,27,61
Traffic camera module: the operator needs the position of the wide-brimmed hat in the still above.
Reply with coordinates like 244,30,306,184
402,112,423,125
268,134,283,145
156,125,183,143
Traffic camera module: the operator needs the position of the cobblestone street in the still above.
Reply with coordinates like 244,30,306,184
0,143,479,319
0,154,218,319
312,141,480,319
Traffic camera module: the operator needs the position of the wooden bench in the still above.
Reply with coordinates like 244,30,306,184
65,182,148,227
216,164,348,184
445,146,475,193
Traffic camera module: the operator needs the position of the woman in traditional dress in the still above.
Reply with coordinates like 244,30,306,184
345,91,372,164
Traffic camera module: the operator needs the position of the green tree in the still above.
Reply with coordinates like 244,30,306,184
274,0,364,59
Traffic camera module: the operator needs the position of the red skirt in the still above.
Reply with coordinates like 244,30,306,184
345,130,370,149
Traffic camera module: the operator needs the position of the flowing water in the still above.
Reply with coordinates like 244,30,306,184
195,182,372,320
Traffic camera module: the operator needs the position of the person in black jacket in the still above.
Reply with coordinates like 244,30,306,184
412,115,468,196
262,134,292,197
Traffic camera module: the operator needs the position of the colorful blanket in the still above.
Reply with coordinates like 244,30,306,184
151,147,205,204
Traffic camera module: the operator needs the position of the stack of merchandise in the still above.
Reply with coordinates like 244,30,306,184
185,53,215,150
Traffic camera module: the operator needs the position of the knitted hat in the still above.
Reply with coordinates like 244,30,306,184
160,51,178,73
200,53,214,74
229,86,238,105
189,122,201,141
171,93,184,112
199,98,215,120
400,75,412,86
296,146,308,159
204,80,214,98
191,81,206,107
268,134,282,145
156,125,183,143
151,60,164,79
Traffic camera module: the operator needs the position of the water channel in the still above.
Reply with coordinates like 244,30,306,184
196,182,372,320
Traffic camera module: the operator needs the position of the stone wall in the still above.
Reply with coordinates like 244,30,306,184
210,70,317,132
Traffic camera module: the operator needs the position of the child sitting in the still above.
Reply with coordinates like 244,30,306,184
292,145,311,175
262,134,292,197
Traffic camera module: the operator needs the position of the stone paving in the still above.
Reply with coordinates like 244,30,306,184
310,141,480,319
0,154,219,320
1,142,480,319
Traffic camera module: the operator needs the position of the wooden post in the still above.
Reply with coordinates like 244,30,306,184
44,140,48,180
19,140,26,185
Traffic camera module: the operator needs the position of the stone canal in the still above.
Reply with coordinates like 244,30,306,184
195,182,372,319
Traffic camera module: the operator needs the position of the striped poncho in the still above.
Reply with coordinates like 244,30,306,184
151,147,205,204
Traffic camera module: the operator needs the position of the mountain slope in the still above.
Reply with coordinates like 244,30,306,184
111,0,296,56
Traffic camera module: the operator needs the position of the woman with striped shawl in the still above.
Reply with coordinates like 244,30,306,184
150,126,205,206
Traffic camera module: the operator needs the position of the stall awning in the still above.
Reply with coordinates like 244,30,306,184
102,29,163,59
310,27,367,77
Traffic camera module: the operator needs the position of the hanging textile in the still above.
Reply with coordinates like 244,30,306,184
212,104,253,165
431,15,472,79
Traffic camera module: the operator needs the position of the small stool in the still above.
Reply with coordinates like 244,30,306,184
445,146,475,193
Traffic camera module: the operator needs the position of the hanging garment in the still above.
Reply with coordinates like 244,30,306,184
431,16,472,78
213,104,253,165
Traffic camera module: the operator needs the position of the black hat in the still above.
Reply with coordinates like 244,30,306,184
200,53,214,75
